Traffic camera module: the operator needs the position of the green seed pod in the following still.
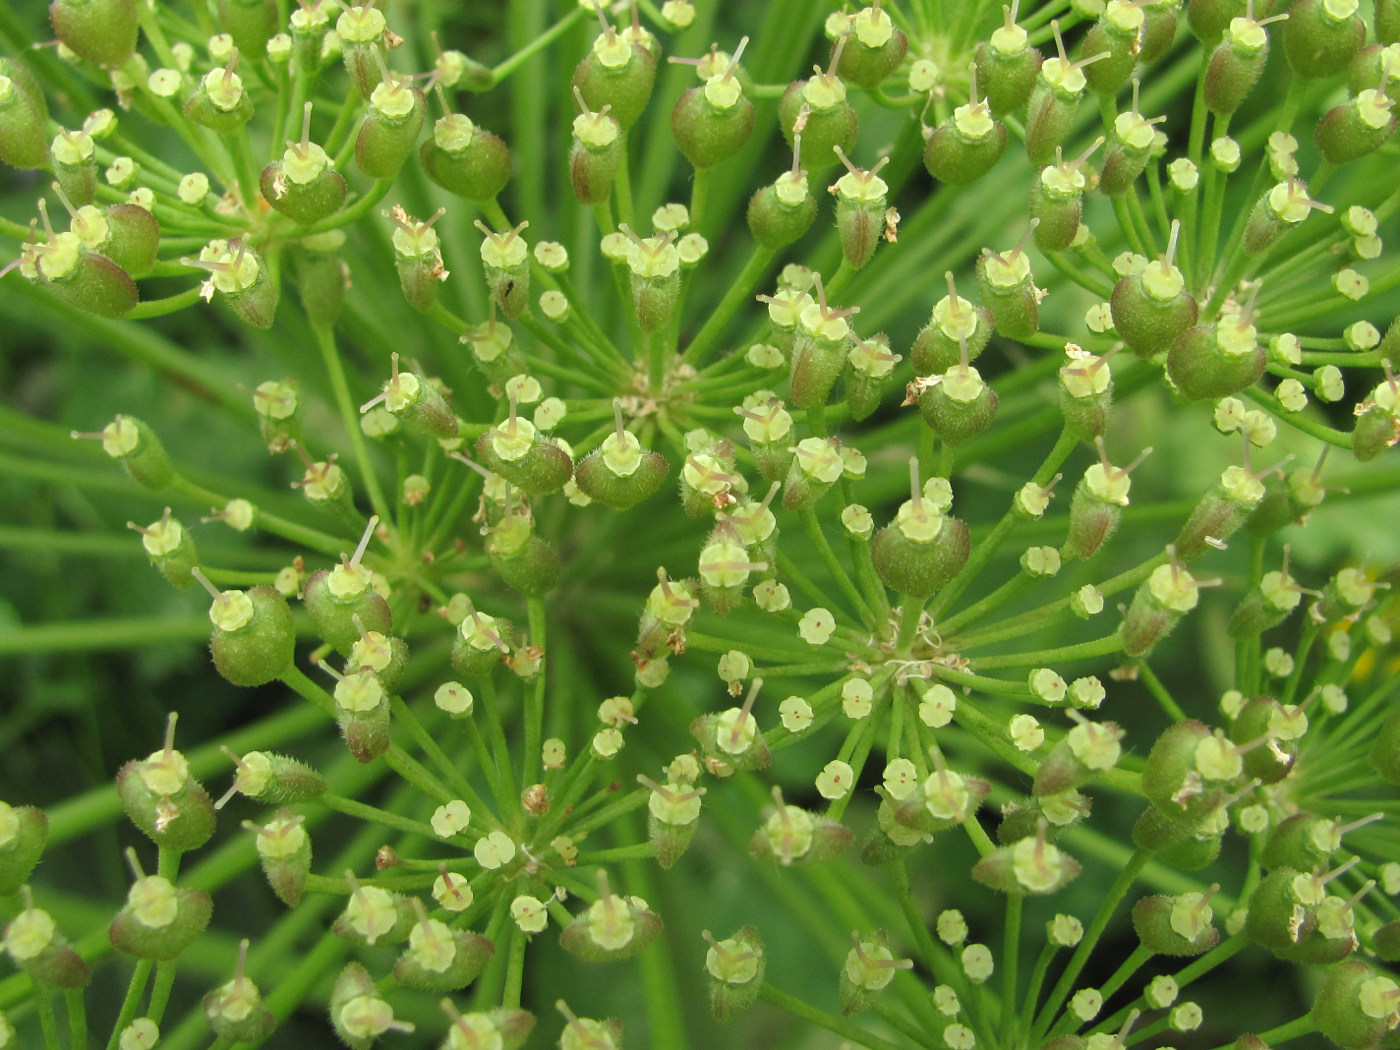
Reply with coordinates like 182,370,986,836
560,872,664,962
923,66,1007,186
777,54,858,170
1111,224,1195,359
298,453,357,524
1025,22,1099,166
1167,314,1266,402
1121,555,1206,658
0,803,47,895
184,238,278,329
911,272,995,374
673,41,754,169
1229,554,1306,637
1242,179,1334,256
1283,0,1365,80
109,849,213,961
355,76,425,180
487,513,560,597
918,356,999,445
0,58,51,170
218,0,277,59
846,333,901,422
290,231,348,330
704,926,765,1021
476,219,531,320
1080,2,1150,95
72,414,173,490
450,608,515,680
1063,441,1148,560
1133,888,1222,956
1033,717,1125,796
750,786,853,866
1058,345,1115,442
126,509,197,589
975,3,1043,117
1206,11,1274,115
219,750,326,810
192,573,296,688
618,225,680,332
976,227,1041,339
330,962,416,1049
384,207,449,313
362,352,456,439
336,6,388,99
302,520,393,657
834,6,908,88
569,95,623,204
1140,719,1230,823
1189,0,1278,43
873,459,971,600
1311,960,1397,1049
24,199,138,318
972,825,1082,895
330,670,391,763
788,276,856,410
50,128,96,206
116,714,217,854
49,0,138,69
1029,141,1099,252
1156,813,1227,872
573,22,655,130
185,56,255,133
346,625,409,695
476,407,573,496
575,401,669,509
3,891,90,989
1175,458,1267,561
421,113,511,202
1139,0,1182,61
95,202,159,278
748,153,818,249
205,940,275,1043
262,105,346,225
833,147,892,270
1316,90,1398,164
1352,386,1400,462
393,909,495,994
1100,85,1165,195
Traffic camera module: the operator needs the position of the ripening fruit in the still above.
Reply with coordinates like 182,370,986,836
262,103,347,226
834,4,908,88
673,38,755,169
0,57,51,169
421,113,512,202
1283,0,1365,80
192,570,296,687
574,20,656,129
50,0,138,69
218,0,278,60
872,459,970,600
975,2,1043,117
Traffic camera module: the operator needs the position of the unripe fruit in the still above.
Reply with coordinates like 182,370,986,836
846,333,901,422
128,508,197,589
1242,180,1334,256
1230,695,1300,784
486,510,560,597
476,219,531,319
1026,22,1105,165
911,272,994,374
109,849,213,960
832,147,892,269
559,872,663,961
183,238,278,329
924,64,1007,185
1080,2,1150,95
972,824,1081,894
704,926,765,1021
192,571,296,687
262,103,346,225
72,414,173,491
1100,83,1166,195
1382,0,1400,43
1063,441,1150,561
834,5,908,88
778,46,858,170
290,231,348,329
673,38,754,169
1175,456,1268,560
386,206,449,313
421,113,512,202
393,904,494,993
0,803,47,895
1206,10,1277,115
749,785,853,866
1030,140,1101,251
1139,0,1182,61
1111,221,1195,358
748,144,817,249
576,401,669,509
872,458,971,600
1167,311,1266,402
336,5,388,100
1133,887,1222,955
1189,0,1279,44
781,436,845,510
1058,345,1114,442
451,608,515,679
1122,554,1210,658
360,352,456,438
0,58,52,169
573,22,655,130
1373,704,1400,783
331,962,417,1049
303,518,392,657
787,275,856,411
1310,960,1398,1049
976,225,1041,339
1283,0,1365,80
1316,90,1398,165
356,74,425,180
1140,720,1219,821
205,940,275,1043
218,0,277,60
476,402,573,496
1229,549,1306,636
3,889,91,989
117,714,217,854
641,773,704,870
185,54,255,133
50,0,138,69
918,355,998,444
975,2,1043,117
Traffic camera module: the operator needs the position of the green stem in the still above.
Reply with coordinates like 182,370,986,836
64,988,87,1050
801,507,876,630
757,984,915,1050
35,989,60,1050
970,631,1124,670
682,244,775,366
313,323,392,523
147,959,177,1025
104,958,155,1050
999,893,1023,1046
321,792,440,840
490,6,585,84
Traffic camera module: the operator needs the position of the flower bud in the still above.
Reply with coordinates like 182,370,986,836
218,0,277,60
356,72,425,179
778,50,858,170
422,112,511,202
704,927,764,1020
975,3,1043,116
191,571,295,687
835,6,908,88
1284,0,1365,79
1133,888,1221,956
0,803,47,895
573,20,655,129
49,0,138,69
204,940,275,1043
109,848,213,960
117,714,217,854
0,57,51,169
